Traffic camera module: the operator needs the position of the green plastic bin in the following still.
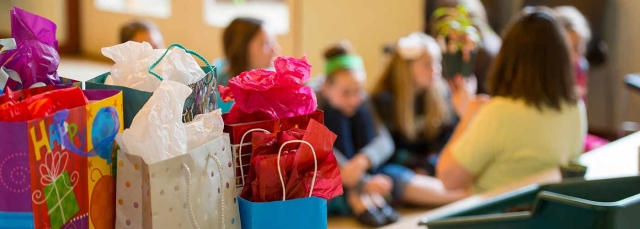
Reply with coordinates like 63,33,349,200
420,176,640,229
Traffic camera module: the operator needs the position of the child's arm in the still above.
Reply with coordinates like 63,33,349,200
358,126,395,170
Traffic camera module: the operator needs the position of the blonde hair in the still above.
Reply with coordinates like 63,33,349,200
374,50,452,141
554,6,591,56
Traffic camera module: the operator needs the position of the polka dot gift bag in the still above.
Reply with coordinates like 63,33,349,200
114,80,240,229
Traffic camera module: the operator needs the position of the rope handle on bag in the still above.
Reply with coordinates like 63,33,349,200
277,140,318,201
147,43,216,85
238,128,271,185
182,153,226,229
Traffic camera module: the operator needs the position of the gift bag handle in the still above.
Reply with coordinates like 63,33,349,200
277,140,318,201
148,43,216,86
182,153,226,229
238,128,271,185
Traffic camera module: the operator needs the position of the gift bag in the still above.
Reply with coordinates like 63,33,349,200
218,55,324,194
115,79,238,229
224,110,324,193
238,137,332,229
86,43,217,128
0,87,124,229
116,134,239,229
238,195,326,229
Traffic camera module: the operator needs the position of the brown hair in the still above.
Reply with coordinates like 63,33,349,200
323,40,356,83
119,20,158,44
374,52,452,141
223,17,264,77
324,41,353,60
488,7,576,111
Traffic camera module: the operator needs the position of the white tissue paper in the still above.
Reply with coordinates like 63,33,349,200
116,80,224,164
102,41,205,92
185,109,224,151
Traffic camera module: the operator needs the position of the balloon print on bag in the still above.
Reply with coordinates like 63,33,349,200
50,107,120,164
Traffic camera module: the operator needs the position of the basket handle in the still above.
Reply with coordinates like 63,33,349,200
238,128,271,185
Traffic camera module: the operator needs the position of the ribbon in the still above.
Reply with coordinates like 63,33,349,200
51,108,120,164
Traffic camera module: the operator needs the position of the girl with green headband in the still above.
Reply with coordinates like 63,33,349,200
319,41,467,227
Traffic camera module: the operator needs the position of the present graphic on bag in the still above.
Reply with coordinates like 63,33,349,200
32,149,81,229
44,171,80,229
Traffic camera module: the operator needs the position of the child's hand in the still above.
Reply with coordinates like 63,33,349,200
449,74,477,116
340,155,370,188
364,174,393,196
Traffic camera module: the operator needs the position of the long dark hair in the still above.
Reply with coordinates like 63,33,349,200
223,17,264,77
488,7,576,111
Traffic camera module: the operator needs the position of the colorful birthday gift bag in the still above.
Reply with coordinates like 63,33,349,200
0,86,123,229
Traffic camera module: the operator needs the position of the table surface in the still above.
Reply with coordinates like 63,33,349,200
380,131,640,229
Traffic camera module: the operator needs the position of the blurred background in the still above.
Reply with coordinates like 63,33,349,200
0,0,638,141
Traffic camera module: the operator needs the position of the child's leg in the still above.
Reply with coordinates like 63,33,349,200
402,175,469,206
380,164,469,206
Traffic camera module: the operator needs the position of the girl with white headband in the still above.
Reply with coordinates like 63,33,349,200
372,32,465,176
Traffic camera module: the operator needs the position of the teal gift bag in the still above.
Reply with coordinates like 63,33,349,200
85,43,217,128
238,140,329,229
238,196,327,229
